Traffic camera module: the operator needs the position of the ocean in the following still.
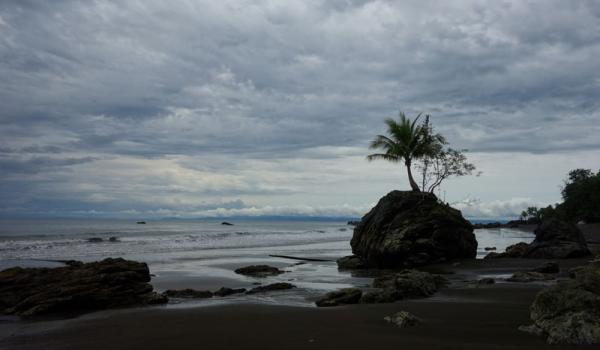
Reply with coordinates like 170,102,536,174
0,218,535,306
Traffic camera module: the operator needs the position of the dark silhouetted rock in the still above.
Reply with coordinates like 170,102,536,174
0,258,167,316
348,191,476,268
213,287,246,297
108,236,119,242
524,219,591,259
521,261,600,344
136,221,146,224
484,247,496,251
87,237,103,243
163,289,213,298
507,271,555,283
484,242,529,259
478,277,495,285
336,255,368,269
315,288,363,307
372,269,447,299
359,289,400,304
246,283,296,294
234,265,284,277
384,311,421,328
221,222,234,226
532,262,560,274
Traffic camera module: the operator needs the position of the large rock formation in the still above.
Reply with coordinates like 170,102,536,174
485,219,590,259
342,191,476,268
0,258,167,316
520,261,600,344
525,219,590,258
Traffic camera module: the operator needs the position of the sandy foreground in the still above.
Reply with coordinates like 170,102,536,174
1,225,598,350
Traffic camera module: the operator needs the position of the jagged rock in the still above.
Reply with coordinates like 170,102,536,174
372,269,447,298
315,288,363,307
336,255,368,269
234,265,284,277
0,258,167,316
524,219,590,259
532,262,560,274
359,289,400,304
507,271,555,283
213,287,246,297
484,242,529,259
522,261,600,344
478,277,495,285
246,283,295,294
163,289,213,298
348,191,476,268
384,311,421,328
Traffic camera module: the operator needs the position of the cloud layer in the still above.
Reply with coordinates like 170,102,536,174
1,1,599,218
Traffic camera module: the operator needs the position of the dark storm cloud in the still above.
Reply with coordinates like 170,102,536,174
1,1,600,216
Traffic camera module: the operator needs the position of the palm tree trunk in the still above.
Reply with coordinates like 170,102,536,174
405,159,421,192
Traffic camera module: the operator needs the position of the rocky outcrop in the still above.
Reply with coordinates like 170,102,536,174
486,219,590,259
234,265,284,277
525,219,590,258
336,255,368,269
214,287,246,297
532,262,559,274
343,191,476,268
246,282,295,294
315,288,363,307
384,311,421,328
507,271,555,283
163,289,213,298
484,242,529,259
0,258,167,316
520,261,600,344
372,269,447,298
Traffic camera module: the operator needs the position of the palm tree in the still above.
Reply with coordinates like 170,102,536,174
367,112,441,192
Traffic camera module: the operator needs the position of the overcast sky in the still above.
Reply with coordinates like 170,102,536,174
1,0,599,219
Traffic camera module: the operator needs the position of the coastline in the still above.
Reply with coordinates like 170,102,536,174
1,224,598,349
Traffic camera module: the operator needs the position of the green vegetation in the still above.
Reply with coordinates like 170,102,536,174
367,111,476,193
520,169,600,223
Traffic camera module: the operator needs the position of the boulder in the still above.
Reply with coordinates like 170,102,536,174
315,288,363,307
213,287,246,297
532,262,560,274
521,261,600,344
336,255,368,270
0,258,167,316
372,269,447,299
347,191,476,268
221,222,234,226
246,283,296,294
234,265,284,277
384,311,421,328
524,219,590,259
359,289,400,304
484,242,529,259
478,277,495,285
163,289,213,298
507,271,555,283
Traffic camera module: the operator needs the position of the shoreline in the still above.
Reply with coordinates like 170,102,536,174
1,224,598,349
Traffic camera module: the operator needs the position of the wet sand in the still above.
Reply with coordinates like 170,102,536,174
1,225,598,350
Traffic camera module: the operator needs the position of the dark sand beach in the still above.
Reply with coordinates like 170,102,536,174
2,224,598,350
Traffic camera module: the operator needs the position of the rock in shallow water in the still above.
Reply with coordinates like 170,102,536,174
0,258,167,316
214,287,246,297
507,271,555,283
345,191,476,268
372,269,447,298
234,265,284,277
315,288,363,307
246,282,295,294
163,289,213,298
521,261,600,344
